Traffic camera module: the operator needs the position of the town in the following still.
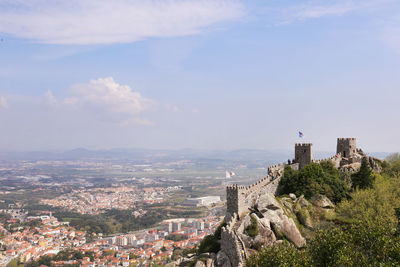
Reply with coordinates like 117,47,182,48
0,210,222,266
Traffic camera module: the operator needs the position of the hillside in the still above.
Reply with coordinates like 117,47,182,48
181,138,400,267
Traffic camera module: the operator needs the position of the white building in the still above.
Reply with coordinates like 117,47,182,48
144,234,159,242
182,196,221,207
132,239,144,247
126,234,136,245
172,222,181,232
192,220,204,230
116,236,127,246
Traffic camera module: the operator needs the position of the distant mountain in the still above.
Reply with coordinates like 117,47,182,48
0,148,390,163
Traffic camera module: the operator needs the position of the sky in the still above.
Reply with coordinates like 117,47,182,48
0,0,400,153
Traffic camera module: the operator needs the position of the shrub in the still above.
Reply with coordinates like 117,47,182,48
197,234,220,254
245,216,259,238
197,221,225,254
337,173,400,224
278,162,349,203
247,241,310,267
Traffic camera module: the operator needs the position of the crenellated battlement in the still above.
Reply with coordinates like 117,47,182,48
295,143,313,146
226,162,287,220
338,138,356,141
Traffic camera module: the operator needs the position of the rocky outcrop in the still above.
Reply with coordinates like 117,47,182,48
221,191,308,266
195,261,206,267
311,194,334,209
256,193,281,213
251,213,276,249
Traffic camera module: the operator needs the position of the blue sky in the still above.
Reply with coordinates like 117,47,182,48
0,0,399,152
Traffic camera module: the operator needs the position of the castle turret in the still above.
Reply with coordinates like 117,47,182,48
336,138,356,158
295,143,313,169
226,185,246,220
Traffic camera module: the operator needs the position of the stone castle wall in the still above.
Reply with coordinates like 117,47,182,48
221,213,244,267
313,155,342,168
226,163,287,219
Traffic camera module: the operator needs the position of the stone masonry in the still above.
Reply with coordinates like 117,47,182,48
295,143,313,169
337,138,357,158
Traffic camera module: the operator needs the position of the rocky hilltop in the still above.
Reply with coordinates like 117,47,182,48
214,138,381,267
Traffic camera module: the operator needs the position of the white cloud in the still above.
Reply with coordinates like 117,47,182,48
0,96,8,109
69,77,152,116
0,0,244,45
276,0,392,24
41,77,154,125
294,3,355,20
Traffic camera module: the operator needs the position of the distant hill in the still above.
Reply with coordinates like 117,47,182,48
0,148,390,163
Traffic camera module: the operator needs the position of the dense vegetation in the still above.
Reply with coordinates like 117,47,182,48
165,234,187,242
351,157,375,190
278,161,349,203
248,154,400,266
197,222,225,254
11,249,93,267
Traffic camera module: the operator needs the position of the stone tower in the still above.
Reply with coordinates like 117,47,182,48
295,143,313,169
336,138,356,158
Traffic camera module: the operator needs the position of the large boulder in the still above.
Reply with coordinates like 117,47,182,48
297,195,310,208
279,215,306,247
296,208,313,229
206,258,214,267
311,194,334,209
195,261,206,267
257,207,306,248
280,197,294,212
256,193,281,213
250,214,276,248
261,208,285,226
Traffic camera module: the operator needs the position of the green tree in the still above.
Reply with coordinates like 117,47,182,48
382,153,400,178
247,241,310,267
351,157,375,190
197,222,225,254
278,162,349,203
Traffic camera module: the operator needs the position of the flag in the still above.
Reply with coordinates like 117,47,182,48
226,171,236,178
298,131,303,138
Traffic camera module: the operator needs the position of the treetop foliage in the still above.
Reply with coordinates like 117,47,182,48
351,157,375,190
278,161,349,203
